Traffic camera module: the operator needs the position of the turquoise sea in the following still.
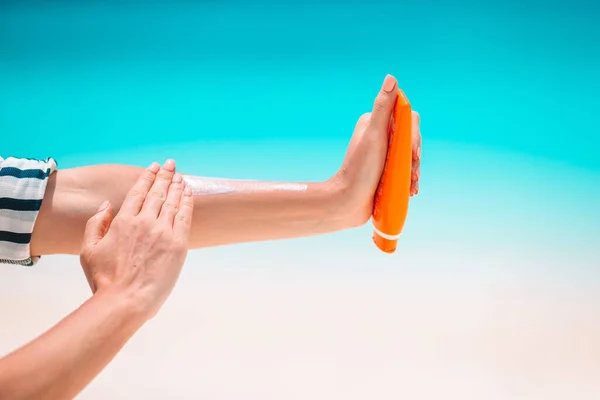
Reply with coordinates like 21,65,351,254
2,0,599,271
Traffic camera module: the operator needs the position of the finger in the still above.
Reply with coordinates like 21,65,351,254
369,74,398,133
81,200,113,292
412,111,422,161
354,112,371,131
411,158,420,182
410,180,420,196
159,173,184,227
120,162,160,216
140,159,176,219
411,157,420,195
174,185,194,240
82,200,113,252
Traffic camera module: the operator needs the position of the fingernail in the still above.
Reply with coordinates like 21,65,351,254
184,186,192,196
98,200,109,212
173,173,182,183
163,159,176,172
382,74,396,93
148,162,160,173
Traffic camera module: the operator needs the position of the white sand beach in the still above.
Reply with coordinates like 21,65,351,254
1,233,599,400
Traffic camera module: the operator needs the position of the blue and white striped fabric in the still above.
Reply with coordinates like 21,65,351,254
0,156,57,266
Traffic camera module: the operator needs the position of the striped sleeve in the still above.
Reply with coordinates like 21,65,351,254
0,156,57,266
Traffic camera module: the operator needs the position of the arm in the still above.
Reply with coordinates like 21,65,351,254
0,288,144,400
29,74,422,257
0,161,194,399
30,164,354,256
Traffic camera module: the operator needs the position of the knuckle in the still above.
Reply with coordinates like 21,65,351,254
148,190,166,200
182,197,194,208
168,185,183,197
143,169,156,179
113,214,129,226
110,218,123,231
129,188,146,199
151,225,166,238
356,113,371,129
358,112,371,123
373,96,386,113
176,213,191,225
135,217,151,230
156,170,173,181
139,172,156,185
162,202,179,212
412,111,420,123
354,112,371,131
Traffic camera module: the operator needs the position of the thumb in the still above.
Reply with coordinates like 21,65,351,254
82,200,113,251
369,74,398,132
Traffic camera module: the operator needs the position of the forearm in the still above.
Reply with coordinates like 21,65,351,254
31,164,351,256
0,289,144,400
182,175,347,248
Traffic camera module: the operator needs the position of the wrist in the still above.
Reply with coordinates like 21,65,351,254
325,172,370,230
320,177,360,231
92,286,149,330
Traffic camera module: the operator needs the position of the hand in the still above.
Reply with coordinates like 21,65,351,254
331,74,422,227
79,160,194,320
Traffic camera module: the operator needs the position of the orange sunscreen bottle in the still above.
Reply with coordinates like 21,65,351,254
372,89,412,254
